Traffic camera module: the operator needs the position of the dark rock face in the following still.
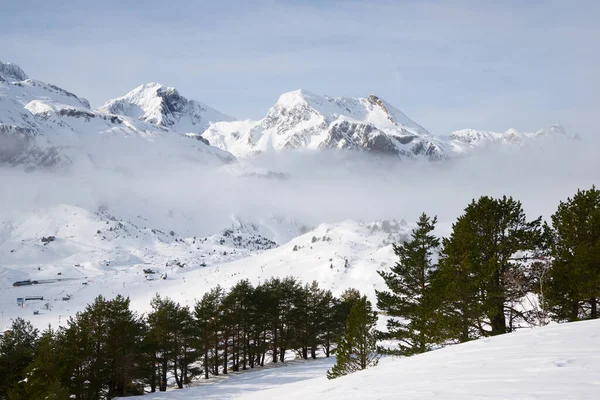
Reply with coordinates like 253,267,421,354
156,87,188,127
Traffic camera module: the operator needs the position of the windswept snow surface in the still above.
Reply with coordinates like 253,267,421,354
130,320,600,400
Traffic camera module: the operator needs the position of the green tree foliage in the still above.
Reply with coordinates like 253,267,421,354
0,318,39,399
432,196,543,342
547,186,600,321
376,213,440,355
7,327,68,400
147,295,197,391
327,295,379,379
60,295,145,399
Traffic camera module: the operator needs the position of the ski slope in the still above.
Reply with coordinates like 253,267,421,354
126,319,600,400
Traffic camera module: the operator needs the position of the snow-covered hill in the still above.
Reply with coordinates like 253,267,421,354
202,89,446,160
0,210,410,330
98,82,234,134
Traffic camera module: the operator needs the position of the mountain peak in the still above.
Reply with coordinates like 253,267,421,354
0,61,29,82
275,89,320,108
98,83,234,133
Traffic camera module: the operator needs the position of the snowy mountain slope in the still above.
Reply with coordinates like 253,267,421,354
98,82,235,134
0,215,410,331
0,62,235,169
202,90,446,160
240,319,600,400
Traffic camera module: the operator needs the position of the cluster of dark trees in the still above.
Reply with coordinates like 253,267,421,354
377,187,600,356
0,278,363,400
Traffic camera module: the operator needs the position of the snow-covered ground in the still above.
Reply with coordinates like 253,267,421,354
134,358,335,400
0,205,410,330
124,319,600,400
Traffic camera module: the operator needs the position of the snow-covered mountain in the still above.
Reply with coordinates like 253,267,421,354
98,82,234,134
0,62,235,169
202,89,446,160
447,124,576,154
2,60,578,168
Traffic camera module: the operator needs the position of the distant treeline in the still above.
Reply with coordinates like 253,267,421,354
0,278,362,400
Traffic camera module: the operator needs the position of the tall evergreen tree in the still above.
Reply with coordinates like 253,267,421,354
376,213,440,355
432,196,543,342
547,186,600,321
318,289,339,357
0,318,39,399
327,295,379,379
59,295,145,399
147,295,197,391
7,327,68,400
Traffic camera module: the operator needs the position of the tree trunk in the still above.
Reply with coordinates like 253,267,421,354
204,349,209,379
160,359,168,392
279,347,286,363
223,336,228,374
570,301,579,322
590,298,598,319
150,353,157,392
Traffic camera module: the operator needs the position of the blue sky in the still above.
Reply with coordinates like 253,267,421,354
1,0,599,136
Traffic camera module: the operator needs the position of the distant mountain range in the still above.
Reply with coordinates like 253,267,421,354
0,60,575,169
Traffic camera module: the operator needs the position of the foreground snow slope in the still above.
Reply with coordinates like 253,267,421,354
133,358,335,400
243,319,600,400
118,319,600,400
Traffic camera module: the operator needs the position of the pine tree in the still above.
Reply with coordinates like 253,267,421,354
432,196,543,342
327,295,379,379
376,213,440,356
318,290,339,357
547,187,600,321
7,327,68,400
148,295,197,391
0,318,39,399
59,295,145,399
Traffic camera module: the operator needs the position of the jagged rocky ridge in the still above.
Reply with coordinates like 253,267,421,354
202,89,447,160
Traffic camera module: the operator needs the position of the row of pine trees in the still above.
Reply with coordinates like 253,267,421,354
0,278,364,400
376,187,600,356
